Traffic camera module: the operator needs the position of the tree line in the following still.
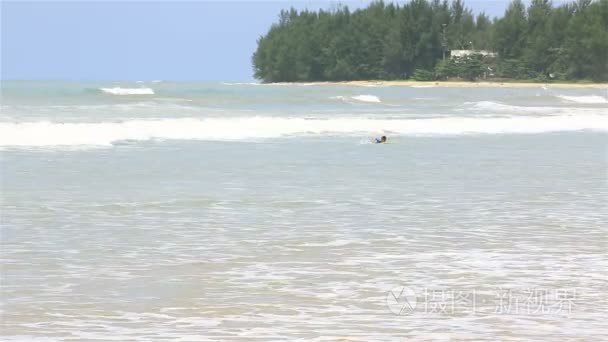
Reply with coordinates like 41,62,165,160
252,0,608,82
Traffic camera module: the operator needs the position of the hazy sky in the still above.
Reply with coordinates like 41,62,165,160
2,1,567,81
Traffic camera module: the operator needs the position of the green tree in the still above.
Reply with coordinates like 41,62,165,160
252,0,608,82
494,0,527,59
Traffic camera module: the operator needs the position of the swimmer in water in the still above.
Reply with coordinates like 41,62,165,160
375,135,387,143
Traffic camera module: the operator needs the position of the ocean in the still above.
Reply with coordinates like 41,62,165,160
2,81,607,340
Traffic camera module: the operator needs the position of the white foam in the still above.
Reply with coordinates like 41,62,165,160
352,95,381,103
466,101,535,112
331,95,381,103
463,101,592,114
100,87,155,95
557,95,608,104
1,114,606,148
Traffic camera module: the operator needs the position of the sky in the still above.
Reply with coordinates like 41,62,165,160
1,0,567,81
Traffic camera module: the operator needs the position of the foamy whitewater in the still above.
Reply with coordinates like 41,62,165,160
557,95,608,104
2,81,607,340
100,87,155,95
2,114,607,147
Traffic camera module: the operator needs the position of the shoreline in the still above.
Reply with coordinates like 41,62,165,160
271,80,608,89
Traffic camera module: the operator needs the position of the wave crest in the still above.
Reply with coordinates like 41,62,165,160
100,87,155,95
557,95,608,104
331,95,381,103
1,114,606,148
463,100,604,114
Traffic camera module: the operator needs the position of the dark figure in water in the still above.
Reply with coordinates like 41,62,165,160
375,136,387,143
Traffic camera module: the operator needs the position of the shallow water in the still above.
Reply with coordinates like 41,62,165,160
1,82,607,340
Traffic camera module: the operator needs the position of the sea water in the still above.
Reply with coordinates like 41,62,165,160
1,81,607,340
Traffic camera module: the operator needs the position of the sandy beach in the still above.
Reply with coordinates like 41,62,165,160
275,80,608,89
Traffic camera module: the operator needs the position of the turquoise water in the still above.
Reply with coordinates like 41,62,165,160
1,81,607,340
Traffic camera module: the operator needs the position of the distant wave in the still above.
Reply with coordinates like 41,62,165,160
352,95,381,103
222,81,319,86
557,95,608,104
465,101,540,112
1,114,607,148
331,95,381,103
100,87,155,95
221,82,261,86
462,101,604,114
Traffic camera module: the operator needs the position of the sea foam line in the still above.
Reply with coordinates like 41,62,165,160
100,87,155,95
463,100,605,114
331,95,381,103
556,95,608,104
1,114,607,147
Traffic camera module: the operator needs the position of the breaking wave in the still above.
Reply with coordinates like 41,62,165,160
1,114,606,148
464,101,559,112
556,95,608,104
463,100,605,115
100,87,155,95
466,101,524,111
331,95,381,103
